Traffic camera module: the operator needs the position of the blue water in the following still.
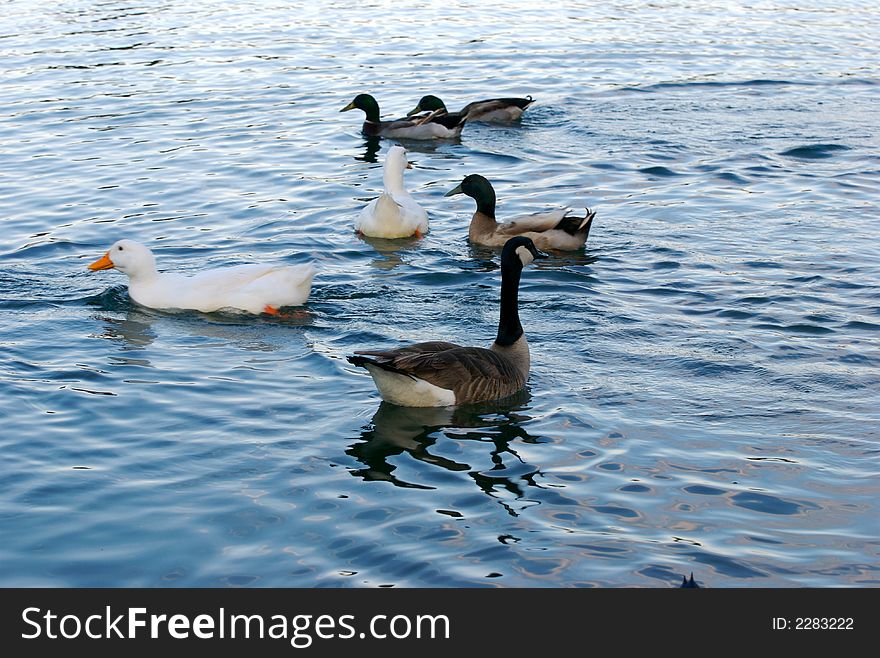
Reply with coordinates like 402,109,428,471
1,1,879,587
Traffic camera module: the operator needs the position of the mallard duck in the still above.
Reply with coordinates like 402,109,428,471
340,93,466,139
407,94,535,123
347,236,546,407
356,145,428,238
445,174,596,251
88,240,315,315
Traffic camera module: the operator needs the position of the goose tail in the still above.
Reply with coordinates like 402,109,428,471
347,354,416,379
347,354,375,369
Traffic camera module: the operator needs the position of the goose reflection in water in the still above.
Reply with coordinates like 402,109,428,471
346,391,544,515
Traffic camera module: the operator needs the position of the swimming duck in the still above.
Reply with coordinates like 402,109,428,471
88,240,315,315
341,93,466,139
407,94,535,123
445,174,596,251
356,145,428,239
347,236,546,407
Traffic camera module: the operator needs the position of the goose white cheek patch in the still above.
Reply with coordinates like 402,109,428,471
516,245,534,266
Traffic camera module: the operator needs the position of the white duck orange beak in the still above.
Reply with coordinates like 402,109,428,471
88,252,114,271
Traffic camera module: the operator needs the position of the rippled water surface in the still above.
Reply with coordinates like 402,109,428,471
2,1,879,587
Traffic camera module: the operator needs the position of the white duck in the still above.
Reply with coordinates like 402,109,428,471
88,240,315,315
355,145,429,239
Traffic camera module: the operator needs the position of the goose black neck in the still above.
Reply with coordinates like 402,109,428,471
495,260,523,347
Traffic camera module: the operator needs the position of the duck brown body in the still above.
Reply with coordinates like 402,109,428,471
448,174,596,251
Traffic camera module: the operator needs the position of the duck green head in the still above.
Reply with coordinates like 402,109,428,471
407,95,447,116
341,94,381,123
445,174,496,217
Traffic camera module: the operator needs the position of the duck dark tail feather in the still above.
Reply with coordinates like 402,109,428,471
580,208,596,242
555,208,596,237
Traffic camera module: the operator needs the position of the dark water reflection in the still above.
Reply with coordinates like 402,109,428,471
354,137,381,164
347,392,537,501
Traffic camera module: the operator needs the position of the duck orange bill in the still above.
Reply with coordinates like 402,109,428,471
88,252,114,271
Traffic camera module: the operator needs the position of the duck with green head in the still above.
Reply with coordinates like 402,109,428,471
408,94,534,123
341,93,466,139
445,174,596,251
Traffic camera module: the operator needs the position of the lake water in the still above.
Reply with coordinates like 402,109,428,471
1,0,878,587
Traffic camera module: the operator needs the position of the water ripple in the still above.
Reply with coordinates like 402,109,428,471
0,0,878,588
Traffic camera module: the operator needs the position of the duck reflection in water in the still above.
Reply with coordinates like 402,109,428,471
357,233,423,271
91,287,314,353
346,391,543,515
88,286,158,349
354,135,460,165
354,137,382,164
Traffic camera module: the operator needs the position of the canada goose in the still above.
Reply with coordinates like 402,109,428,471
88,240,315,315
341,93,466,139
347,236,546,407
446,174,596,251
408,94,535,123
355,145,428,238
